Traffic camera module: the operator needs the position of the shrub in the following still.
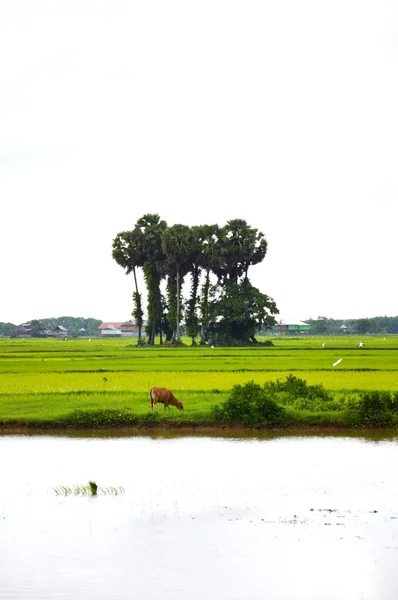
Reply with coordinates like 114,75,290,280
264,375,333,411
390,391,398,412
65,408,137,428
211,380,286,426
266,374,331,401
357,391,393,426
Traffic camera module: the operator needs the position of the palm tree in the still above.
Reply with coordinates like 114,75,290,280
161,224,196,344
243,230,268,280
220,219,258,283
184,226,203,345
112,228,145,344
136,214,167,345
221,220,268,281
195,224,223,344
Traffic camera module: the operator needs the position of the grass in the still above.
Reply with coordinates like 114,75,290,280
0,335,397,428
53,481,125,496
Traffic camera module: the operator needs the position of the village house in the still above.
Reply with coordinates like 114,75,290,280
98,320,142,337
54,325,68,338
273,321,311,335
15,322,53,338
98,322,122,337
120,320,140,337
15,323,32,338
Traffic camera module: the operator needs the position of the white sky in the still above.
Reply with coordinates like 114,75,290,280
1,0,398,325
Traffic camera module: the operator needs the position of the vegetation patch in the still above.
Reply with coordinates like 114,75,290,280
212,380,288,426
356,391,396,427
53,481,124,496
63,408,138,428
0,337,397,429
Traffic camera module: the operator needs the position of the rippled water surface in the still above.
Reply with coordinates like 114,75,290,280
1,430,398,599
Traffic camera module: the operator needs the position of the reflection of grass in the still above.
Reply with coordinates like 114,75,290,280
53,481,124,496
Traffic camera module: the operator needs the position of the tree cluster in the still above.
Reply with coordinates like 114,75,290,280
0,322,18,337
112,214,278,345
307,316,398,335
0,317,102,338
39,317,102,337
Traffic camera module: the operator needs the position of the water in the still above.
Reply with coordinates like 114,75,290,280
1,430,398,599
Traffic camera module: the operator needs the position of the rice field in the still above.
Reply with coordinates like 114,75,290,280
0,335,397,425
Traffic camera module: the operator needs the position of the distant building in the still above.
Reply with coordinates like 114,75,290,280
98,320,143,337
15,322,52,338
273,321,311,335
120,320,140,337
15,323,32,338
54,325,68,338
77,328,87,337
98,322,122,337
41,327,53,337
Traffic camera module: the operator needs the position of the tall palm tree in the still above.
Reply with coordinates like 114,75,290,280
112,228,145,344
161,224,195,344
220,219,257,283
184,226,203,345
196,224,223,344
243,230,268,280
136,214,167,345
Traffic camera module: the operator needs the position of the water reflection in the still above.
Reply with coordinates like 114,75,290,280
2,426,398,442
1,433,398,599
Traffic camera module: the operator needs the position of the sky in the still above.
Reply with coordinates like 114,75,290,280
1,0,398,325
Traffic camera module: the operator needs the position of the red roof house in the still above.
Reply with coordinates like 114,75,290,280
98,322,122,336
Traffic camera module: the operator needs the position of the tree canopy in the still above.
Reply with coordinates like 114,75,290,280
307,316,398,335
112,215,279,345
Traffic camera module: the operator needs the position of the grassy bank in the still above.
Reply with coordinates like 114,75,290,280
0,336,397,429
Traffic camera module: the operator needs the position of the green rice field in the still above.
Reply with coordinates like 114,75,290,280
0,335,397,427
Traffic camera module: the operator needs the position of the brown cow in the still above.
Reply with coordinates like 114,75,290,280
149,387,184,411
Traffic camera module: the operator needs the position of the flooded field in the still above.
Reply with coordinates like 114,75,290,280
1,430,398,599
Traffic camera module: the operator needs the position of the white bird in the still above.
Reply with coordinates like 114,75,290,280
322,342,326,347
211,345,215,349
333,358,342,367
88,338,91,342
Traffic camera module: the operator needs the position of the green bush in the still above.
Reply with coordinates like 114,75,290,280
390,391,398,412
265,374,331,401
211,380,287,426
65,408,137,428
357,391,393,426
263,375,336,411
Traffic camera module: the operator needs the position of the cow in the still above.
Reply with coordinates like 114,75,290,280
149,387,184,411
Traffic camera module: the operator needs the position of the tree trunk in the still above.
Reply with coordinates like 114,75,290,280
186,264,200,344
200,323,205,345
143,261,162,346
132,267,142,345
200,269,210,345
